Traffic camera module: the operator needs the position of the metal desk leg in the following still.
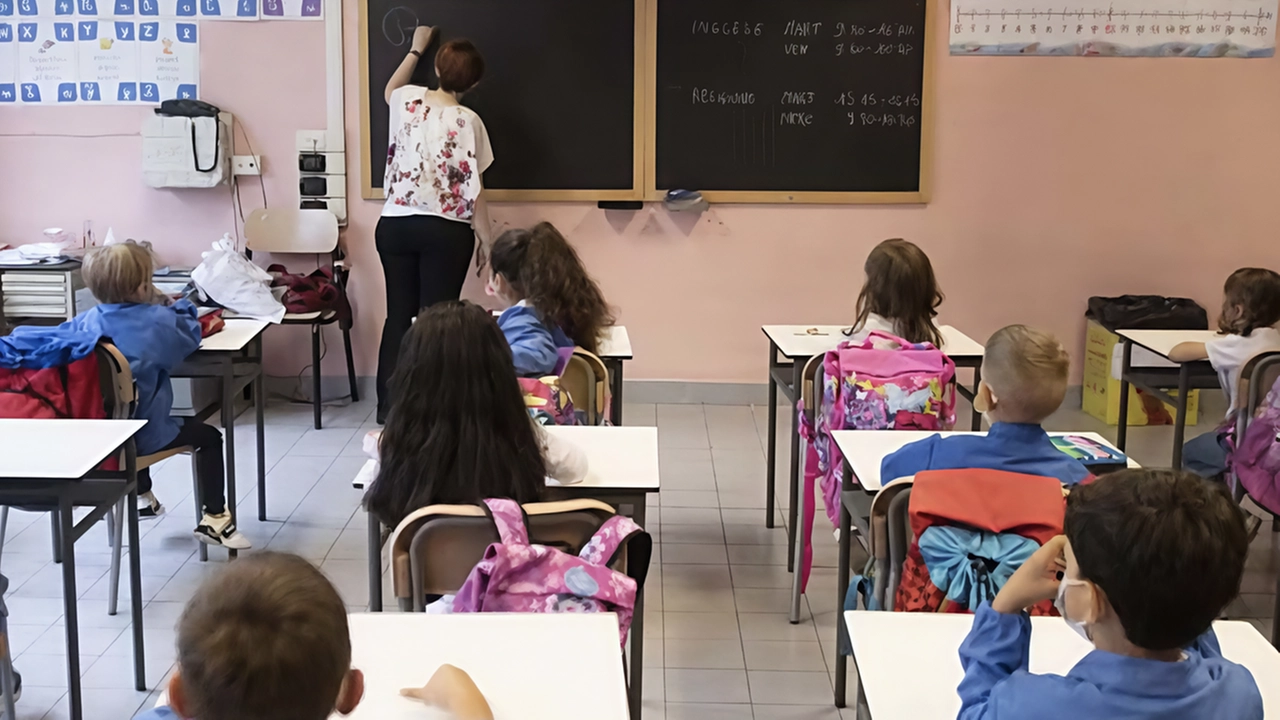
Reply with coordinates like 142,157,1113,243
970,364,983,431
1117,341,1133,450
59,498,82,720
765,342,779,529
627,500,645,720
788,467,806,624
834,464,853,707
255,348,267,522
609,360,625,426
125,443,146,691
368,509,382,612
1272,573,1279,649
786,360,802,573
1172,363,1191,471
222,358,238,532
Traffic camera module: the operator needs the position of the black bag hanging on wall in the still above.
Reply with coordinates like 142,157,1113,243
1085,295,1209,332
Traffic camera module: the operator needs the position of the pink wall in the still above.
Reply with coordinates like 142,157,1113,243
5,2,1279,385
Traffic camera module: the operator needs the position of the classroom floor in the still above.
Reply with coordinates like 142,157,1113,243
0,393,1273,720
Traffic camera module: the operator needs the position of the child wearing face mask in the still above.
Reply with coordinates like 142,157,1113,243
956,469,1262,719
880,325,1090,486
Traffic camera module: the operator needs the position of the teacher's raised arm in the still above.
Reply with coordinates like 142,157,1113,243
374,30,492,423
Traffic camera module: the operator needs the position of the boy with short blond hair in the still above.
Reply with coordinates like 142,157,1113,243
880,324,1090,485
69,243,248,548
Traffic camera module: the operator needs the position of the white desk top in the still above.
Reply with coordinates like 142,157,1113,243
198,318,270,352
0,419,146,479
597,325,632,359
545,425,659,491
845,611,1280,720
831,430,1136,491
762,324,984,360
351,426,660,492
1116,329,1220,359
345,613,629,720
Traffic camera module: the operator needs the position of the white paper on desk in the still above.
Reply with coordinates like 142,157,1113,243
1110,342,1177,379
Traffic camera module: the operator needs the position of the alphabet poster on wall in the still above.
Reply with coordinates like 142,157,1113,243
0,23,15,102
138,18,194,102
11,0,76,17
77,18,138,101
18,20,77,102
260,0,319,20
951,0,1276,55
196,0,256,21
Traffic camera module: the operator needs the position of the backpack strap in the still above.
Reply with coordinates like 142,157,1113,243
580,515,642,565
481,498,530,546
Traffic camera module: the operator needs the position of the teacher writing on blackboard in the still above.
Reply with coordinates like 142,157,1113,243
375,25,493,423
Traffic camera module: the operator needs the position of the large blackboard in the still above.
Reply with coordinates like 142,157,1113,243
653,0,930,200
361,0,640,198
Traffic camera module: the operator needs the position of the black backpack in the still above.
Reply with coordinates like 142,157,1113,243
1085,295,1208,332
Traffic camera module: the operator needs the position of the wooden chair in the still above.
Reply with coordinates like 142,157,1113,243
561,349,611,425
386,499,651,612
244,208,358,429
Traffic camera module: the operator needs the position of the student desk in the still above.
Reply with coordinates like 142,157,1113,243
345,613,630,720
760,325,985,572
843,611,1280,719
1114,329,1221,471
597,325,633,425
172,319,270,522
827,429,1133,707
359,425,659,720
0,419,148,720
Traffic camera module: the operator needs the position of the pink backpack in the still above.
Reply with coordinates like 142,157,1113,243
797,331,956,590
451,499,648,646
1233,375,1280,515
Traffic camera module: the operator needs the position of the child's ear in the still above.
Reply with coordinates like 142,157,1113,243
167,670,190,718
335,668,365,715
974,382,995,414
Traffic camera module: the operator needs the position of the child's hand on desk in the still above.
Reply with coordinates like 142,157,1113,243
401,664,494,720
992,535,1067,615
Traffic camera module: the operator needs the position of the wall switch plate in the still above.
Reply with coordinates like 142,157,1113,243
232,155,262,176
296,130,327,152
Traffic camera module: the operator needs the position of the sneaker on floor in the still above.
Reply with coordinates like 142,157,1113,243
138,491,164,519
195,512,252,550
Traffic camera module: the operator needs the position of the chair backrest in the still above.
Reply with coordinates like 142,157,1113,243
562,349,610,424
94,343,136,420
800,354,823,426
389,499,650,608
867,477,914,610
1230,351,1280,503
243,208,338,255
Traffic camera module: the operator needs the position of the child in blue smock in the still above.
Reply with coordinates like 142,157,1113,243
486,222,614,377
958,469,1262,719
881,325,1090,486
68,244,248,549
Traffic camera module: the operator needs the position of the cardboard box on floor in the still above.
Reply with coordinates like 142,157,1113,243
1083,319,1199,426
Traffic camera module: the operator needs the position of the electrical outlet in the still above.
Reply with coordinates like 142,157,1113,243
232,155,262,176
296,130,326,152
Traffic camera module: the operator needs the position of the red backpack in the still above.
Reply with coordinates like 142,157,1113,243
0,352,107,421
894,469,1065,615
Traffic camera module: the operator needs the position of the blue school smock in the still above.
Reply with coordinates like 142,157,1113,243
880,422,1091,486
958,602,1263,719
497,302,573,377
65,300,202,455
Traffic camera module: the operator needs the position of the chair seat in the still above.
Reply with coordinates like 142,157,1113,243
281,309,338,323
138,446,193,471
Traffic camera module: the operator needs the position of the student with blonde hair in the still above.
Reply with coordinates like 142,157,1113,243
880,324,1090,485
66,243,248,548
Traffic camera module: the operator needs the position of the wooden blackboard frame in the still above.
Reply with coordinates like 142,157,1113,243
642,0,936,204
357,0,648,202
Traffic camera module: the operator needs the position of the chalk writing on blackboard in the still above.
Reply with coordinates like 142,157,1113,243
950,0,1275,55
382,6,417,47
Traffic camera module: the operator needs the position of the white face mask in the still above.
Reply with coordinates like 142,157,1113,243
1055,577,1093,643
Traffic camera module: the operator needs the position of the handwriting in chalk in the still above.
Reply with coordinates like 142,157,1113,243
382,6,417,47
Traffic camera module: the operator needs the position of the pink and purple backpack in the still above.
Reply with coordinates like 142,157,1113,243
797,331,956,590
1232,375,1280,516
450,498,648,646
